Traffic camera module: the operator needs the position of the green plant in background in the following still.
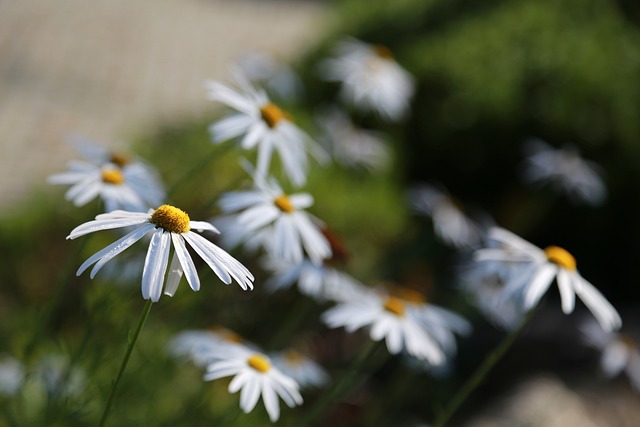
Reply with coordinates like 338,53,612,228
2,0,640,426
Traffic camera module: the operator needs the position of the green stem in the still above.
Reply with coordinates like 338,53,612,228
99,299,153,427
433,308,537,427
300,339,383,427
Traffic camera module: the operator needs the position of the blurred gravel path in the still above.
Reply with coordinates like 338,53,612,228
0,0,329,209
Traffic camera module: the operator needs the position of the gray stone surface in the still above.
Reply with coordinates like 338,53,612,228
0,0,329,210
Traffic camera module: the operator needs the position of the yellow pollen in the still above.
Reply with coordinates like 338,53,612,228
274,195,295,213
150,204,190,233
544,246,577,270
260,103,290,128
101,168,124,185
110,153,129,167
247,354,271,373
373,44,394,59
383,296,406,317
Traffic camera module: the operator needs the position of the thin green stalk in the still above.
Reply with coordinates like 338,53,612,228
99,299,153,427
433,308,537,427
300,339,384,427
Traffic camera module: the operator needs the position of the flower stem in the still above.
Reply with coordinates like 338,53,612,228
433,308,537,427
99,299,153,427
300,339,384,426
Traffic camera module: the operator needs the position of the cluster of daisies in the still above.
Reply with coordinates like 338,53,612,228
38,36,637,423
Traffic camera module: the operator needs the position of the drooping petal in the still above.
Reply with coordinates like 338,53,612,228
141,230,172,302
164,251,184,297
76,223,154,277
574,277,622,332
523,264,556,309
170,233,200,292
556,269,576,314
261,377,281,422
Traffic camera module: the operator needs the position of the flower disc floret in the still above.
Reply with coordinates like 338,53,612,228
383,296,406,316
544,245,576,270
150,205,191,233
260,103,289,128
247,354,271,373
101,168,124,185
373,44,394,59
274,195,295,213
109,153,129,167
392,287,426,304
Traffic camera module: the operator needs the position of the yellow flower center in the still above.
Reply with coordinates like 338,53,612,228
274,195,295,213
544,246,577,270
208,325,244,344
373,44,394,60
101,167,124,185
383,296,406,317
247,354,271,373
150,204,190,233
110,153,129,167
260,103,290,128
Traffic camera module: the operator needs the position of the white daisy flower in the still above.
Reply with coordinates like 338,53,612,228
521,139,607,206
271,350,329,389
168,327,249,368
218,173,331,265
48,137,165,212
457,260,527,330
206,72,325,186
263,258,364,302
318,109,389,171
0,355,25,397
235,51,304,101
322,286,446,365
319,38,415,121
67,204,254,302
474,227,621,332
581,320,640,390
204,344,303,422
409,183,484,249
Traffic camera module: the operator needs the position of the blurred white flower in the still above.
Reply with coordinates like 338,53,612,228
0,355,24,396
322,285,455,365
67,205,254,302
409,183,484,249
36,355,85,398
521,139,607,206
319,38,415,121
48,136,165,212
204,344,303,422
270,350,329,389
457,260,527,330
218,173,331,265
235,51,304,101
581,319,640,391
206,72,325,186
474,227,621,332
168,327,250,368
318,109,389,171
263,257,364,302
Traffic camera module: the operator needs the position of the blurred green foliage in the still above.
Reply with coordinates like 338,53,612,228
3,0,640,425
